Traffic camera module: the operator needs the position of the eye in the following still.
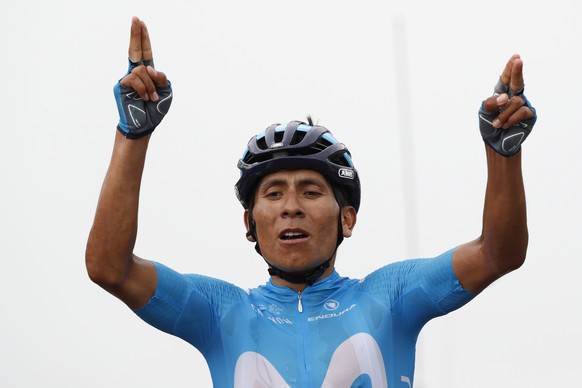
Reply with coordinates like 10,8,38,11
264,190,282,199
304,190,323,198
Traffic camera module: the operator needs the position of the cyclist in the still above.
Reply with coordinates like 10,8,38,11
86,17,536,387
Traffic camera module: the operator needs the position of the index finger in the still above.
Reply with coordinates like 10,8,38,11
140,20,153,62
128,16,143,62
509,58,524,93
499,53,521,85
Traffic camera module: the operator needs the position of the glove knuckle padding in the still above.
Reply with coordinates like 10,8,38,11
478,94,536,157
114,59,173,139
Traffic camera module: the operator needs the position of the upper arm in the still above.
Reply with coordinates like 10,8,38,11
452,239,501,294
133,267,246,350
122,255,159,309
452,148,528,295
367,253,475,328
91,254,158,310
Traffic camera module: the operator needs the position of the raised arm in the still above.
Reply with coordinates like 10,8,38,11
85,17,172,309
453,54,537,294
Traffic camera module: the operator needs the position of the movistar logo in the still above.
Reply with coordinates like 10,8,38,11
338,168,354,179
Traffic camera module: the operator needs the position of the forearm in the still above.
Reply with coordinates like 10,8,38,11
85,131,150,287
454,54,534,293
480,145,528,274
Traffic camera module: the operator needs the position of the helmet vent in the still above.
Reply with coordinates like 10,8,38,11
329,151,353,168
274,130,284,144
289,130,307,145
256,136,268,150
312,136,334,152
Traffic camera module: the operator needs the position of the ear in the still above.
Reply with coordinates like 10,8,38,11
341,206,357,238
243,209,256,242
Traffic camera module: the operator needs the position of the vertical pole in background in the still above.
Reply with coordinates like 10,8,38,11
392,16,419,260
392,15,425,387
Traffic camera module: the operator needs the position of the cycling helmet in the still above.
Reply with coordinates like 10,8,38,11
235,120,361,212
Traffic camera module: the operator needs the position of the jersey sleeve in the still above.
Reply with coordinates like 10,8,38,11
364,248,476,329
132,261,246,352
409,248,476,314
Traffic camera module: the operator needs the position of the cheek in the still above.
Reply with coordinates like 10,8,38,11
251,208,274,241
317,208,341,238
324,217,340,241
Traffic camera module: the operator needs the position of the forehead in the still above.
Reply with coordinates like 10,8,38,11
257,169,332,189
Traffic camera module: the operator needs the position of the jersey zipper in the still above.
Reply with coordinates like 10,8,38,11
297,291,303,313
295,289,309,384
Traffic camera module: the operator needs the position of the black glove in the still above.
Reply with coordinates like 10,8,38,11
478,77,537,157
114,58,173,139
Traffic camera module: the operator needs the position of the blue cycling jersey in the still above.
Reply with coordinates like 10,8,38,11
134,248,474,387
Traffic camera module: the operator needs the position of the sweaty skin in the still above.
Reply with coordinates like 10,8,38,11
245,169,356,291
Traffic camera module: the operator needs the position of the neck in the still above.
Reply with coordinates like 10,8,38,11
269,258,336,292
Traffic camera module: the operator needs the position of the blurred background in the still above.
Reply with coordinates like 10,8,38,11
1,0,580,387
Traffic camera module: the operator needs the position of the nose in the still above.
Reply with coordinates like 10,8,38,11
281,192,304,218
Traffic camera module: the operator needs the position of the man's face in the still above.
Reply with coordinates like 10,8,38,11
247,169,348,274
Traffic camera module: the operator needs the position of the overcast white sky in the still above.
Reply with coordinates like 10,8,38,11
1,0,581,387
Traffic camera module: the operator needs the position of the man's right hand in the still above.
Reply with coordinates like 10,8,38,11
114,16,172,139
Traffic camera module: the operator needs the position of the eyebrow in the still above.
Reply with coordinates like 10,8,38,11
258,176,329,192
259,177,285,189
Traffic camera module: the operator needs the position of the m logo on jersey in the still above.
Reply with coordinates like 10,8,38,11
234,333,388,387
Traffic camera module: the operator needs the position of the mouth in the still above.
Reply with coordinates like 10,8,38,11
279,229,310,241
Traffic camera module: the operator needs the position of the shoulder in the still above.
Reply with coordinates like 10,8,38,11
357,249,460,296
151,262,249,307
358,249,475,317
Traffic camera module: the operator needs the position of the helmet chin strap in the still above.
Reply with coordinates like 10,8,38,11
266,254,334,286
247,211,344,286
